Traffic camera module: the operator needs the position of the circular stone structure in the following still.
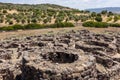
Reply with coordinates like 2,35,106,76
0,48,96,80
20,48,97,80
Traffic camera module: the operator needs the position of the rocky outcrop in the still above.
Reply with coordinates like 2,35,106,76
0,30,120,80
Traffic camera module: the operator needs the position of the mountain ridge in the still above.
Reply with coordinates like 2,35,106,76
86,7,120,13
0,2,75,11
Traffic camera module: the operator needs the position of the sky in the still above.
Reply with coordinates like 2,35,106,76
0,0,120,10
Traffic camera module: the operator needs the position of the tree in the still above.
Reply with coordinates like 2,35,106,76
101,10,107,14
9,21,13,25
91,12,96,17
65,18,69,22
97,13,102,17
21,19,26,24
84,10,90,13
95,16,102,22
31,19,37,23
3,10,7,14
108,11,113,17
16,19,20,23
114,16,119,22
27,19,31,23
43,19,48,24
0,19,4,23
74,16,80,23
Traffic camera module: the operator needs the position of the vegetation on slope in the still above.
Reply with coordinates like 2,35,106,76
0,2,120,29
0,2,90,26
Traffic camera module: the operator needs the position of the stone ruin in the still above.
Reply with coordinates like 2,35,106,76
0,30,120,80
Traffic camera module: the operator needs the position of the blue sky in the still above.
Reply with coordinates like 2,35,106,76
0,0,120,10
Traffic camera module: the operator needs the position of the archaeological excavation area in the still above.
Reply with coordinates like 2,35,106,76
0,30,120,80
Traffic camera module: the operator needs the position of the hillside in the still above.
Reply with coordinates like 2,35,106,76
87,7,120,13
0,2,73,10
0,2,89,27
0,2,120,30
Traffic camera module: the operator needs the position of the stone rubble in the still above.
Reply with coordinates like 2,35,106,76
0,30,120,80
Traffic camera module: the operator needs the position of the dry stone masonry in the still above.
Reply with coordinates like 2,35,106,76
0,30,120,80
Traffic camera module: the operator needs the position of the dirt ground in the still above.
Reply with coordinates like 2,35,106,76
0,26,120,40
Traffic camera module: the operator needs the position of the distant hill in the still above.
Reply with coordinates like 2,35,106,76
0,2,84,27
87,7,120,13
0,2,74,11
1,2,120,28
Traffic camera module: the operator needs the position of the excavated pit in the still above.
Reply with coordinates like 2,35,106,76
0,30,120,80
42,52,79,63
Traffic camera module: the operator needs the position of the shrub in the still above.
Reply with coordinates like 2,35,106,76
43,19,48,24
91,12,96,17
31,19,37,23
9,21,13,25
110,23,120,27
114,16,119,22
95,16,102,22
12,24,24,30
3,10,7,13
21,19,26,24
101,10,107,14
0,26,14,31
108,11,114,16
107,17,112,22
0,22,74,31
45,22,74,28
24,24,44,29
82,21,108,28
0,19,4,23
97,13,101,17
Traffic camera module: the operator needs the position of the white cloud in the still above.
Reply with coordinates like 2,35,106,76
83,0,90,2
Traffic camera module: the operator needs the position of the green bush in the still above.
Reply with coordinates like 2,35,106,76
110,23,120,27
95,16,102,22
3,10,7,13
82,21,108,28
9,21,13,25
0,22,74,31
107,17,112,22
114,16,119,22
45,22,74,28
0,26,14,31
101,10,107,14
12,24,24,30
91,12,97,17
